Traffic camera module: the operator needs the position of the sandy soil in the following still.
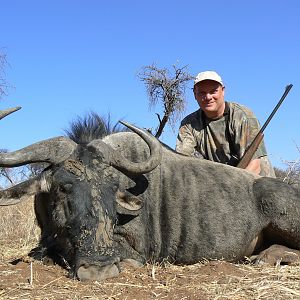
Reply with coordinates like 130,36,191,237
1,257,300,300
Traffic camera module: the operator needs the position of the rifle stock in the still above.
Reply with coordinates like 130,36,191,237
236,133,264,169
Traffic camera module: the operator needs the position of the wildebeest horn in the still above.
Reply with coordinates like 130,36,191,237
87,122,162,175
0,171,52,206
0,137,77,167
0,106,21,120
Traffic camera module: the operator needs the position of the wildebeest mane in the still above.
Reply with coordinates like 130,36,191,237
64,111,127,145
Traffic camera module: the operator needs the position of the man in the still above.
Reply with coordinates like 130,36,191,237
176,70,275,177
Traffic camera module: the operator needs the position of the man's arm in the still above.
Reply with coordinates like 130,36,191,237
176,124,198,156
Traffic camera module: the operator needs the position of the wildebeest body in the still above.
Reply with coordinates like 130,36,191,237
103,133,264,263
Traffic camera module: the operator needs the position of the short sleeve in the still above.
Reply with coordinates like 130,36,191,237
176,124,197,156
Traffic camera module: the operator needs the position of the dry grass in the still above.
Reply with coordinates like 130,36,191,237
0,198,40,261
0,199,300,299
198,263,300,300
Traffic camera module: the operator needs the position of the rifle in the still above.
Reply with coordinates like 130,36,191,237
237,84,293,169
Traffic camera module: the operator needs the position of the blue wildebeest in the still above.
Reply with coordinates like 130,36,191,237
0,108,300,281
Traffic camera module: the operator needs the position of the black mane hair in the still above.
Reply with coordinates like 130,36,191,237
64,111,126,144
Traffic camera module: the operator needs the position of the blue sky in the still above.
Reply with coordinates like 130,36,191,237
0,0,299,168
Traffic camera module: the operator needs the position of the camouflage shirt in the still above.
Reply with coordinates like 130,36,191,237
176,102,275,177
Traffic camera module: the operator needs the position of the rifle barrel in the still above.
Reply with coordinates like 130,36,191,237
236,83,293,169
260,84,293,133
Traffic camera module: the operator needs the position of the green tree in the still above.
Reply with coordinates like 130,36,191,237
138,63,193,138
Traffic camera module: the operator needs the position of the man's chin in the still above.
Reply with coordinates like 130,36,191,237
202,106,217,114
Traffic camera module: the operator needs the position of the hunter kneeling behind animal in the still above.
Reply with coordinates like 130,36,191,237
176,70,275,177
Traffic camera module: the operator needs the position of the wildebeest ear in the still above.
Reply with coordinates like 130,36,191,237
116,190,143,215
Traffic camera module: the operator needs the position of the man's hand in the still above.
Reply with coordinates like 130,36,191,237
245,158,261,176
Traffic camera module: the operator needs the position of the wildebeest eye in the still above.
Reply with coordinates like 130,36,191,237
59,183,73,193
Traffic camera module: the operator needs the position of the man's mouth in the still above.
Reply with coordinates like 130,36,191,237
203,101,215,107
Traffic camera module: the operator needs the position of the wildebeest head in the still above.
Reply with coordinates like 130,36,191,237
0,120,162,281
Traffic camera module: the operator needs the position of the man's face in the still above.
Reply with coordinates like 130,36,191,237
194,80,225,119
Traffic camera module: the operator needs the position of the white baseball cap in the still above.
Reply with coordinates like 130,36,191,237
194,71,224,86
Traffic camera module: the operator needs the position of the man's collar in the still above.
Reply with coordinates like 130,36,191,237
201,102,229,122
223,101,230,116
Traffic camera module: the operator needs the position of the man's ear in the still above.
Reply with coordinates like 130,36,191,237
193,86,197,99
116,190,143,216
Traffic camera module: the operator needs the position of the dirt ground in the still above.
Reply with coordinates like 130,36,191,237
1,202,300,299
1,253,300,299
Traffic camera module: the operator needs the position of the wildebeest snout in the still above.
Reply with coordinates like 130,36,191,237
76,255,120,281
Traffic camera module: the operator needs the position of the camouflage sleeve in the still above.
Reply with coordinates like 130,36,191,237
234,115,267,160
175,124,198,156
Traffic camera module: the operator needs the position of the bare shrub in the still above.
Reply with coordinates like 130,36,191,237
274,146,300,187
138,63,193,138
0,52,8,100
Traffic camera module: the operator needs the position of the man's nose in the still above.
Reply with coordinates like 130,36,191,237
204,93,213,100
